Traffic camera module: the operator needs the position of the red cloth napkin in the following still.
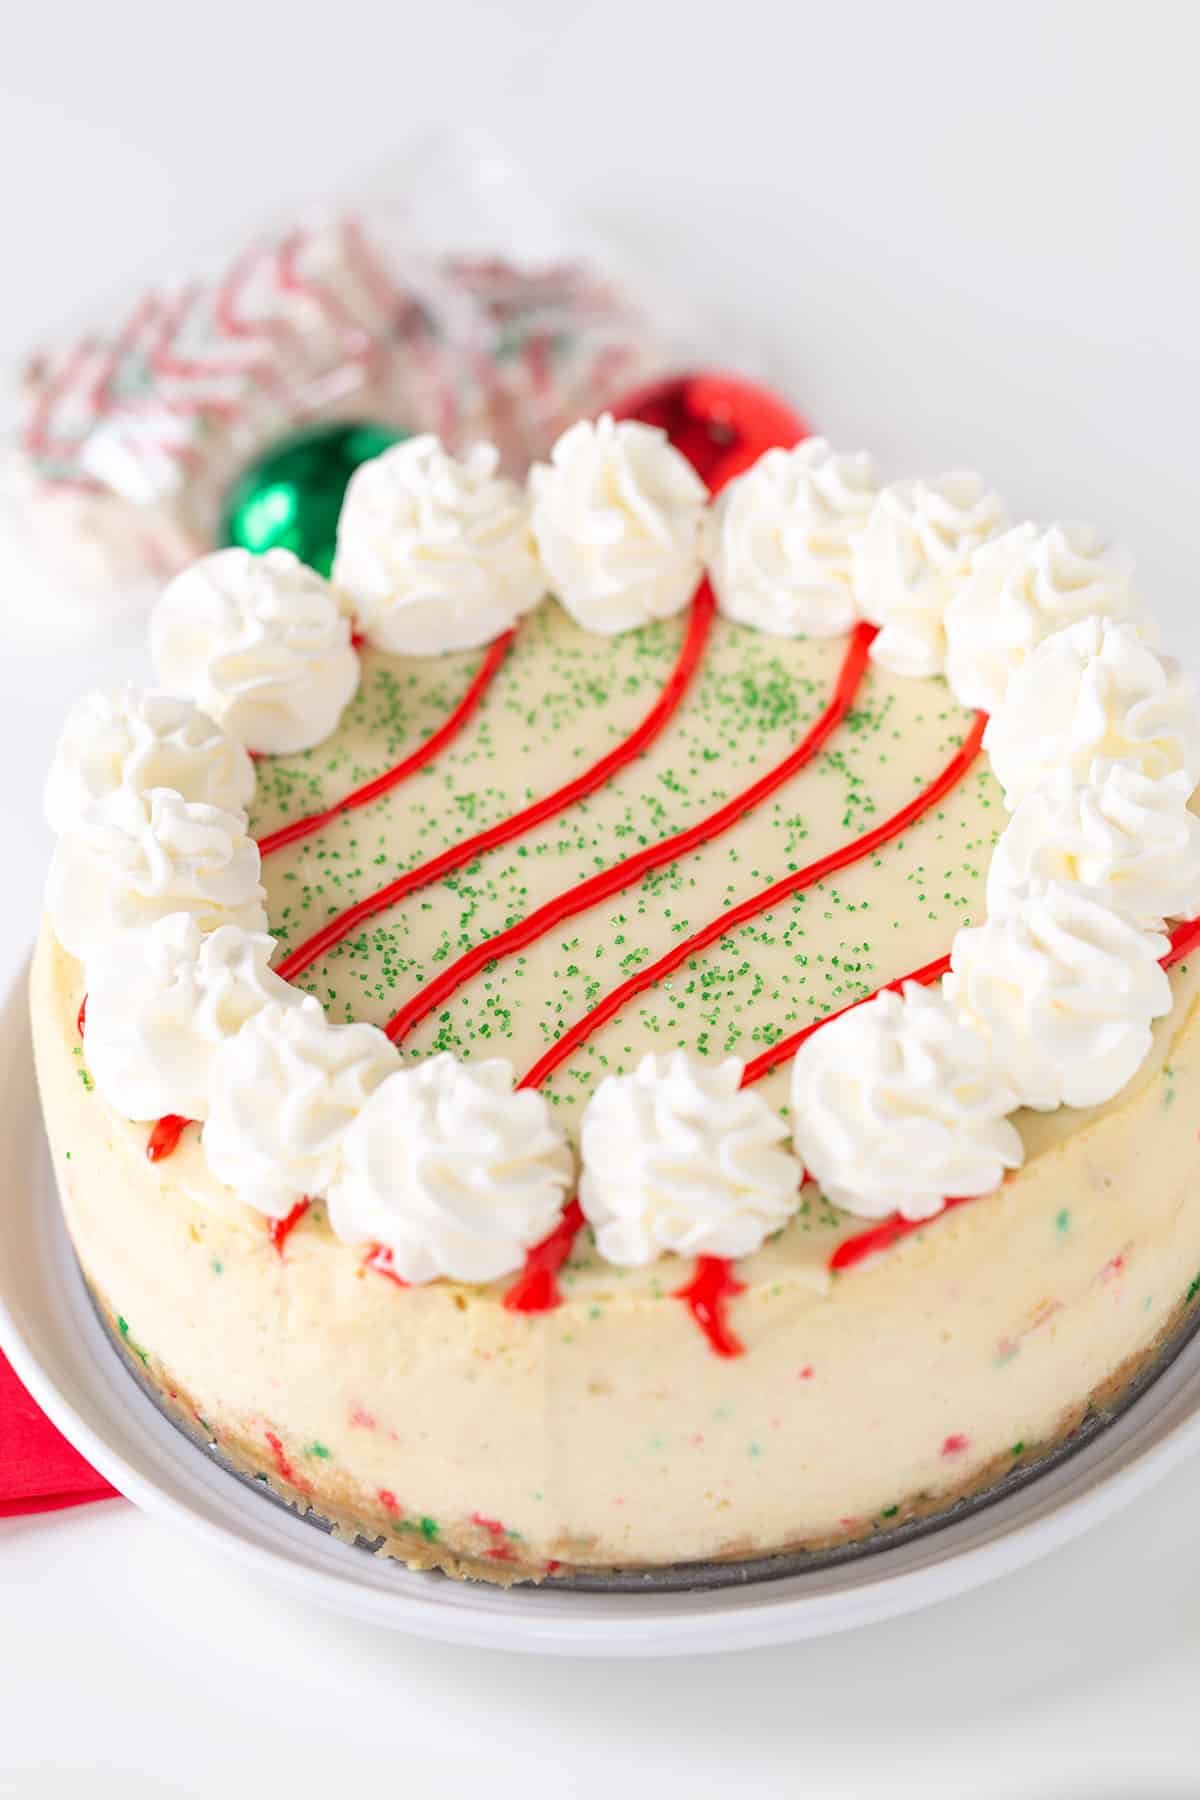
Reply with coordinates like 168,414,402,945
0,1348,118,1515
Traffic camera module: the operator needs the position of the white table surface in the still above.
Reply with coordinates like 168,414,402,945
3,3,1200,1794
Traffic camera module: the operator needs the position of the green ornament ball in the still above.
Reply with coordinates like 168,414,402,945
219,420,410,577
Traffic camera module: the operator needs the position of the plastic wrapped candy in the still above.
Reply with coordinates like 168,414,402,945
1,136,689,648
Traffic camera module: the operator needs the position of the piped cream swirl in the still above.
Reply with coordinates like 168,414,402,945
529,415,707,634
945,884,1172,1111
332,436,544,655
83,913,300,1123
706,438,878,638
327,1055,573,1283
790,982,1023,1221
986,761,1200,933
579,1051,802,1264
984,617,1200,811
203,999,399,1219
945,521,1147,714
45,685,255,834
46,788,266,969
851,471,1006,677
150,547,359,754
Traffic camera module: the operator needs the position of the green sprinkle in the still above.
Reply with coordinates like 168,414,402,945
1187,1273,1200,1305
1055,1209,1070,1235
1011,1442,1025,1456
306,1442,331,1459
211,1258,223,1275
419,1516,439,1542
881,1504,899,1518
115,1313,149,1363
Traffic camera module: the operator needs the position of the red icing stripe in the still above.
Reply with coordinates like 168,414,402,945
384,622,879,1047
739,950,953,1087
518,711,987,1093
272,587,716,982
258,628,516,861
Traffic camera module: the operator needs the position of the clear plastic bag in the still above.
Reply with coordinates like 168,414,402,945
1,135,688,648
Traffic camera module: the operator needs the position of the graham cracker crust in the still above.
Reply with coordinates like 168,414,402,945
81,1265,1200,1591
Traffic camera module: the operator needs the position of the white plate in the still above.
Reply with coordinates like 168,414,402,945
4,957,1200,1657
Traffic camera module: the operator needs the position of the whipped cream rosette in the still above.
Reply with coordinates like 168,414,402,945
706,437,878,638
333,436,545,655
986,761,1200,934
82,914,300,1124
790,982,1024,1221
203,999,399,1220
529,414,707,633
945,883,1172,1112
984,616,1200,811
326,1055,573,1283
150,547,359,754
46,787,266,969
945,521,1147,714
851,471,1006,678
45,686,255,835
578,1051,802,1264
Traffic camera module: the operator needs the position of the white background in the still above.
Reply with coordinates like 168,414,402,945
3,2,1200,1794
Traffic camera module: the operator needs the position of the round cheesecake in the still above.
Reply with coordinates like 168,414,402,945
31,569,1200,1580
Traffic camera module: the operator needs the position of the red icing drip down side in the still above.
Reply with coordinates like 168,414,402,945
503,1199,585,1313
146,1114,191,1162
273,588,716,983
386,623,878,1047
519,711,986,1093
363,1244,408,1287
268,1199,310,1257
257,629,515,860
673,1256,747,1357
77,995,87,1038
